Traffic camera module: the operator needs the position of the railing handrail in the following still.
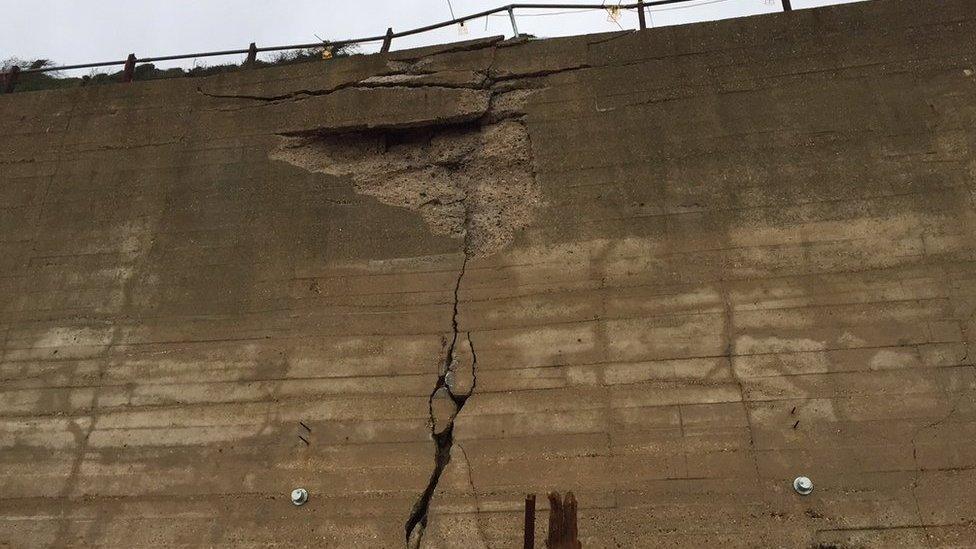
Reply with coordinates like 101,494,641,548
2,0,791,79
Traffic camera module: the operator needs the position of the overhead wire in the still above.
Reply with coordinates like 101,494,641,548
487,0,736,18
510,0,736,12
482,0,741,39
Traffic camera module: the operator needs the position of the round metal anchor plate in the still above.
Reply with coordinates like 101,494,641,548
291,488,308,506
793,476,813,495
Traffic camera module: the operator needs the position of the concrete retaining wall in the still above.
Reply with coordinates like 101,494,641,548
1,0,975,546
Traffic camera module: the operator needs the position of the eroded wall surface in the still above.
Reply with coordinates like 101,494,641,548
2,0,976,546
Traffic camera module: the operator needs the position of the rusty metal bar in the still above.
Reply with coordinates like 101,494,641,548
121,54,136,82
2,66,20,94
381,27,394,53
637,0,647,30
547,492,563,548
565,493,579,548
524,494,536,549
546,492,581,549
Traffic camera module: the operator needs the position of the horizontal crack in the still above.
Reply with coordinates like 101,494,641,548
198,55,584,110
198,77,488,110
489,63,592,83
196,81,361,104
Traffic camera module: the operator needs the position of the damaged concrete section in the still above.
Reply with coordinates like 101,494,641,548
271,109,541,258
264,45,555,547
407,332,478,547
264,45,552,546
265,44,557,258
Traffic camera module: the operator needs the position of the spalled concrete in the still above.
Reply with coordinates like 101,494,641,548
272,118,541,258
2,0,976,547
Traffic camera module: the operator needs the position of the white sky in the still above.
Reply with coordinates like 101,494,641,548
1,0,868,74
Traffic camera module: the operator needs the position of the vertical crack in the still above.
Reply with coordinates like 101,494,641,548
405,251,479,547
397,55,547,547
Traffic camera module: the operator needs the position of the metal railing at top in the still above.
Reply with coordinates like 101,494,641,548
1,0,794,93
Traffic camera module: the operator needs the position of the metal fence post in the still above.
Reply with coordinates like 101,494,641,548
2,66,20,94
244,42,257,68
637,0,647,30
381,27,394,53
782,0,792,11
121,54,136,82
508,7,519,38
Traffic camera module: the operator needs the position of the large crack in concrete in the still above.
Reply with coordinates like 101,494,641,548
197,76,489,106
405,254,478,547
264,52,566,546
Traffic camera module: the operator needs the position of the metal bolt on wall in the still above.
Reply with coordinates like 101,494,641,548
793,476,813,495
291,488,309,506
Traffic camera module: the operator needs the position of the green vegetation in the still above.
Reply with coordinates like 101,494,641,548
1,43,359,93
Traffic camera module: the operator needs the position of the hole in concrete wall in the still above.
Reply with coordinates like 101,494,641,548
270,118,542,258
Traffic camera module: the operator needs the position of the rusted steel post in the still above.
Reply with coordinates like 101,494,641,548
381,27,394,53
782,0,793,11
547,492,563,548
121,53,136,82
244,42,257,67
637,0,647,30
524,494,536,549
2,66,20,94
546,492,581,549
565,493,579,548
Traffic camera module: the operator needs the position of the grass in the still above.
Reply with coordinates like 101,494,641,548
1,43,359,93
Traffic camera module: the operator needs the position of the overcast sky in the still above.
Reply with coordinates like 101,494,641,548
2,0,867,74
